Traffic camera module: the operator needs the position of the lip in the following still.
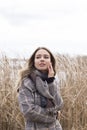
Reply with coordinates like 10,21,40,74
39,63,46,66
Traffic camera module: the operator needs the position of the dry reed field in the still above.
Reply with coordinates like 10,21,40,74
0,54,87,130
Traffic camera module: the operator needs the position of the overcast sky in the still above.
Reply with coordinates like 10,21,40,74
0,0,87,58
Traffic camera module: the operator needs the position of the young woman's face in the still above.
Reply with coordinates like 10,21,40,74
34,49,51,72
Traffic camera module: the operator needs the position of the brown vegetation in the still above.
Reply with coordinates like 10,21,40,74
0,54,87,130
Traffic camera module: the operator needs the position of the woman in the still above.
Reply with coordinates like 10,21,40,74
17,47,63,130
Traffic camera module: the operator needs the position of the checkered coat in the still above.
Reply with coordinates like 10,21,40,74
18,76,63,130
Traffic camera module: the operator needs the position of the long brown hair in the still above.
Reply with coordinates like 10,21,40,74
17,47,56,87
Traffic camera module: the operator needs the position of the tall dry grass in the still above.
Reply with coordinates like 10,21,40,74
56,54,87,130
0,56,25,130
0,54,87,130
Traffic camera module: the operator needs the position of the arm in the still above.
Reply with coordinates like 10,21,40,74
47,62,63,112
48,79,63,112
18,78,56,123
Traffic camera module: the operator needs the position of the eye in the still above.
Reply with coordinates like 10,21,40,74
36,56,41,59
44,56,49,59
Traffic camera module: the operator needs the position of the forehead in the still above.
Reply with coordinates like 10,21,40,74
35,49,50,56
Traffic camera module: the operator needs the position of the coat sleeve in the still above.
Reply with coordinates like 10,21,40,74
48,78,63,112
17,78,56,123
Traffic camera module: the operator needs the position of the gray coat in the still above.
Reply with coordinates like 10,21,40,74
18,76,63,130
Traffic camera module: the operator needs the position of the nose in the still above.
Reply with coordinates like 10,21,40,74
40,56,44,61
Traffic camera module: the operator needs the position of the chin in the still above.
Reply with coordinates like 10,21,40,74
39,68,48,72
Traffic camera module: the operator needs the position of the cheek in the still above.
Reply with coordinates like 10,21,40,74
46,60,51,65
34,60,38,68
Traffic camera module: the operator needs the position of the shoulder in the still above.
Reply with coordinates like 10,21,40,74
19,77,35,92
22,77,33,87
54,75,61,90
55,74,60,84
